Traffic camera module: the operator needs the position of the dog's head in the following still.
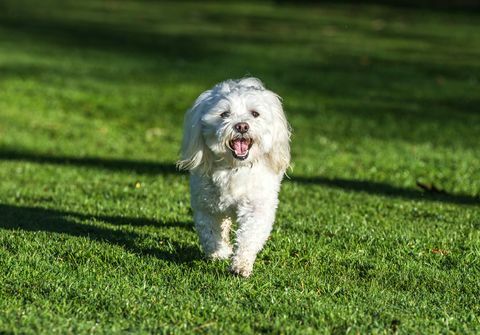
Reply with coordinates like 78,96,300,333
177,78,291,174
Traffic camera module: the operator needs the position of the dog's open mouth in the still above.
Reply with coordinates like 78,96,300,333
228,138,253,160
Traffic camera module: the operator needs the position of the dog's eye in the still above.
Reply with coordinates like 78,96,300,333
251,110,260,118
220,111,230,118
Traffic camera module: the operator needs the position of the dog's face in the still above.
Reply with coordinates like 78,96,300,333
178,78,290,174
201,88,277,164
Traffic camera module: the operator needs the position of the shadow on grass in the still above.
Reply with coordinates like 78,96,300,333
290,176,480,206
0,149,182,175
276,0,480,11
0,203,200,264
0,7,267,62
2,149,478,206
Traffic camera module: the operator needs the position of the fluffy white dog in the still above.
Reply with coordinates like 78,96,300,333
177,78,291,277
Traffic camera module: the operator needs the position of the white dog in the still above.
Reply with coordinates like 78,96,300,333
177,78,291,277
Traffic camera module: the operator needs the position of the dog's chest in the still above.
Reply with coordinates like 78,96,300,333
212,168,253,206
191,165,278,214
212,169,251,199
204,168,265,210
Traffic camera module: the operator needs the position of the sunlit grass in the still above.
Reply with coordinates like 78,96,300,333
0,1,479,333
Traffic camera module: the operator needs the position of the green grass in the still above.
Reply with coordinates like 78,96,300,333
0,0,479,333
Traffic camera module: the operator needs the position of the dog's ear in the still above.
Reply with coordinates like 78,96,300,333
177,90,212,172
264,90,291,174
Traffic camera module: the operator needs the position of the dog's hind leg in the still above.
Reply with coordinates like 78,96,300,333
194,211,233,260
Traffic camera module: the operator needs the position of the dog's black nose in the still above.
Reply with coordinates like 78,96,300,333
234,122,249,134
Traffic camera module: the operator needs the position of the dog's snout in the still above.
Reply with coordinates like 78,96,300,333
234,122,249,134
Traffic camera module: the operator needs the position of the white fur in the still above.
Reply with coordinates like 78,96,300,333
177,78,291,277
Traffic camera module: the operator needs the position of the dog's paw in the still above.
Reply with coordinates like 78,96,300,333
229,259,253,278
207,245,233,260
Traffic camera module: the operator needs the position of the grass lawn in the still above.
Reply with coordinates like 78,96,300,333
1,0,479,333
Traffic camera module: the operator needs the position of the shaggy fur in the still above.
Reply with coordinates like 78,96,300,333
177,78,291,277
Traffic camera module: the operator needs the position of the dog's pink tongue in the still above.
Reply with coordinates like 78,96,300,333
233,139,249,155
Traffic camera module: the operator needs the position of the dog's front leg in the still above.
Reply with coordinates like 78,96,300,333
230,204,276,277
194,210,233,260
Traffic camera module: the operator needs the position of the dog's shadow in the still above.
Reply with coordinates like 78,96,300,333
0,204,201,264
